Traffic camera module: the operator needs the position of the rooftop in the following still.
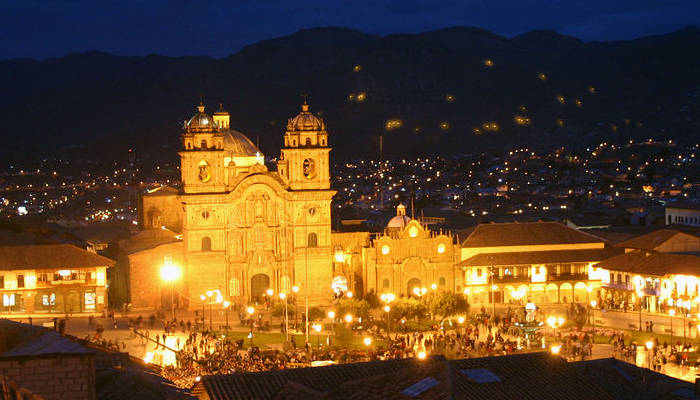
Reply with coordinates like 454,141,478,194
459,247,623,267
0,243,115,271
597,250,700,276
194,352,690,400
615,229,698,251
461,221,604,248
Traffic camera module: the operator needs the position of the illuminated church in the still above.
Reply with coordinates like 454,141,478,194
136,101,334,309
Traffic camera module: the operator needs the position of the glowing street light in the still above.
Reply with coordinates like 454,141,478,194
417,350,427,360
247,306,255,347
280,292,289,341
312,323,322,349
345,314,353,323
590,300,597,346
363,337,372,346
551,345,561,355
645,341,654,369
160,262,181,320
328,311,336,319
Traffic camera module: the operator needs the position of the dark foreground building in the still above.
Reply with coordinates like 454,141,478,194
0,319,192,400
193,352,697,400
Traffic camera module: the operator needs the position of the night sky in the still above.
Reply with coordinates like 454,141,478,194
2,0,699,60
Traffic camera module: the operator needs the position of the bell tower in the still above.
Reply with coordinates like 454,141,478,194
277,101,330,190
179,102,226,194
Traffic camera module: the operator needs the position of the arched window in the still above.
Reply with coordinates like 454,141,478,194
307,232,318,248
305,138,312,146
439,277,446,286
201,140,207,149
382,279,390,289
201,236,212,251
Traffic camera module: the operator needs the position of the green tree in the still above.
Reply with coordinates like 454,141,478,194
393,297,428,321
428,291,469,323
336,298,371,320
270,302,295,319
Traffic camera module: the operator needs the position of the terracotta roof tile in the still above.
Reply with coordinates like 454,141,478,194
0,243,115,270
597,250,700,276
459,247,623,267
614,229,695,251
461,222,604,248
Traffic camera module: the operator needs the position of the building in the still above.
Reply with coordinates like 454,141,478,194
0,319,193,400
0,244,113,314
614,229,700,254
135,101,334,309
193,352,693,400
361,205,458,296
458,222,621,305
665,201,700,227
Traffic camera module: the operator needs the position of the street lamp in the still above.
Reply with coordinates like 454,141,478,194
384,305,391,332
345,314,353,324
312,323,322,349
669,308,676,340
363,337,372,358
266,288,274,325
590,300,597,347
199,295,206,328
247,306,255,347
280,292,289,341
637,290,644,332
645,341,654,369
223,301,231,334
160,262,181,320
292,285,299,331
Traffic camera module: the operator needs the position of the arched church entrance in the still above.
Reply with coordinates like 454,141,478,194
407,278,422,297
251,274,270,303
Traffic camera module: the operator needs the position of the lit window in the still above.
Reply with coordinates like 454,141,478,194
408,226,418,238
437,243,446,254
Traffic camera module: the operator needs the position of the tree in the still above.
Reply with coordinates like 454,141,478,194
336,298,371,320
393,297,428,321
270,302,295,319
429,291,470,323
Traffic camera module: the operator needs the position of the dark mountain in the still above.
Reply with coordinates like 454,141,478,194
1,26,699,165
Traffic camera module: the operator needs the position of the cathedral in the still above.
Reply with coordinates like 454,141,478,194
138,101,334,309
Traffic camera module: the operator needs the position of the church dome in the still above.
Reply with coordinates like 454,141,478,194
387,204,411,229
185,103,217,132
287,102,325,131
387,214,411,229
223,130,261,157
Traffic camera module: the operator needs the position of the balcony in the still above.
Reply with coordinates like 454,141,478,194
547,273,589,282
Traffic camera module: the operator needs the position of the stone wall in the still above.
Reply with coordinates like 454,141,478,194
0,355,95,400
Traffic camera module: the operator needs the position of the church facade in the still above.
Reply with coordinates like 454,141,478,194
138,102,334,309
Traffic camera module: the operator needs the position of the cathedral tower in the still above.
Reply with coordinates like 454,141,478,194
179,103,226,194
277,101,330,190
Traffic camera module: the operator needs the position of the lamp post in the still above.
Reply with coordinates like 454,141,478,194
363,337,372,359
669,308,676,341
312,323,322,349
266,288,274,325
637,290,644,332
380,293,395,333
590,300,597,347
205,290,214,331
199,295,206,329
223,301,230,334
327,311,335,345
160,262,181,321
292,285,299,331
247,306,255,347
586,285,593,324
280,292,289,342
645,341,654,369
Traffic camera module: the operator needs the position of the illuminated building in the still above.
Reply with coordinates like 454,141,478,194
458,222,619,304
134,101,334,308
362,205,457,295
0,244,112,314
665,201,700,227
597,229,700,313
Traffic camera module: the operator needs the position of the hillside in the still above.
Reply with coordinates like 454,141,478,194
1,26,699,164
